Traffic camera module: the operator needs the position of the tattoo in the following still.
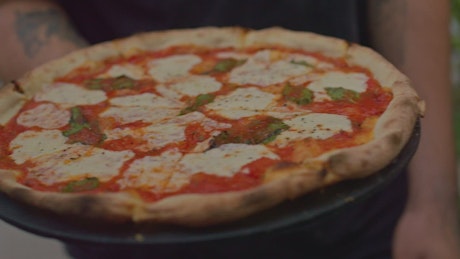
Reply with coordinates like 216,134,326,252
15,8,86,58
367,0,407,67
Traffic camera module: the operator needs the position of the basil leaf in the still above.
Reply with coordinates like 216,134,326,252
213,58,246,72
84,76,136,91
63,123,89,137
85,78,104,90
267,120,290,132
290,60,314,68
62,177,100,192
210,117,289,147
112,75,135,90
195,93,215,106
180,94,215,115
63,107,90,137
262,120,290,144
326,87,360,102
70,106,85,123
282,84,313,105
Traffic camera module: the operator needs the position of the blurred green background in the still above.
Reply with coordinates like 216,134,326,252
452,0,460,158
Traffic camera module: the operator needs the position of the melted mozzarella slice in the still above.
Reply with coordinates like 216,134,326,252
100,93,184,125
29,146,134,185
272,113,353,146
9,130,70,164
229,50,309,86
168,75,222,97
17,103,70,129
156,84,182,100
205,87,276,119
109,93,183,108
35,83,107,107
216,51,250,60
180,143,279,177
148,54,202,82
100,64,145,80
287,53,334,70
211,110,262,119
118,149,183,192
100,106,179,125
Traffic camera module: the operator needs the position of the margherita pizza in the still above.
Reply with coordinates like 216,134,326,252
0,27,423,226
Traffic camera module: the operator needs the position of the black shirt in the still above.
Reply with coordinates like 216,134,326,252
59,0,366,44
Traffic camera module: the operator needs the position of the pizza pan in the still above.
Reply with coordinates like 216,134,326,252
0,120,420,246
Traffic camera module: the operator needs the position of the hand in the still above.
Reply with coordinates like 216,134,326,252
393,208,460,259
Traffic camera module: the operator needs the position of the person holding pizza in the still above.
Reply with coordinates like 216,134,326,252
0,0,458,258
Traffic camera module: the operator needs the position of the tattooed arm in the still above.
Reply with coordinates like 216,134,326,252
368,0,460,258
0,0,87,83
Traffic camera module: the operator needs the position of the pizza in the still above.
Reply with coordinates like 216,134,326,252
0,27,423,226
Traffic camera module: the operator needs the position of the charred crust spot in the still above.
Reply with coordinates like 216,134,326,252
401,98,418,109
360,159,369,169
208,138,218,150
11,80,25,94
74,195,102,214
345,41,353,49
9,187,32,201
241,190,269,208
328,153,347,166
273,161,298,170
326,153,350,175
388,133,402,147
318,169,328,178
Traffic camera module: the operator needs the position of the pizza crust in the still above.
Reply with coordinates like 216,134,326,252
0,27,423,226
0,165,325,226
244,27,349,58
0,85,27,125
0,170,138,222
320,51,424,179
116,27,246,54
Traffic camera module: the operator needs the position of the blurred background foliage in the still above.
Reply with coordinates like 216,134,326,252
452,0,460,49
452,0,460,157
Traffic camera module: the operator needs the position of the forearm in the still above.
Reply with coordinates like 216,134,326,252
368,0,458,215
0,0,88,82
403,0,457,211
